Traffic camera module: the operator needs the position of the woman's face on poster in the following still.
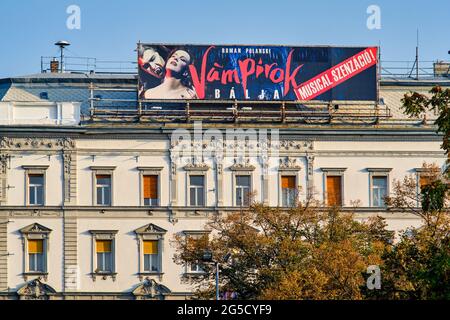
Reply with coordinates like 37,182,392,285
166,50,191,74
142,48,165,78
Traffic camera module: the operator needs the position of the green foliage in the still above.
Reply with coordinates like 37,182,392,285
421,180,448,212
402,86,450,172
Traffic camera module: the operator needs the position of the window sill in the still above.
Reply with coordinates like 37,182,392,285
23,272,48,281
184,272,207,277
91,272,117,281
138,272,164,281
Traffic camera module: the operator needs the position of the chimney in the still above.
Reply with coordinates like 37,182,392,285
433,61,450,77
50,58,59,73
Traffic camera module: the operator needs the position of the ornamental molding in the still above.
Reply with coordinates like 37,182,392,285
170,138,314,153
0,137,76,150
279,156,301,170
132,278,171,300
230,157,255,171
20,223,52,235
135,223,167,235
16,279,56,300
183,157,210,171
275,140,314,151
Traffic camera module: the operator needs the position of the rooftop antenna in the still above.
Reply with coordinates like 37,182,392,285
415,29,419,80
54,40,70,73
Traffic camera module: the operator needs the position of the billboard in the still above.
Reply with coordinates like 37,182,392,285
138,44,378,101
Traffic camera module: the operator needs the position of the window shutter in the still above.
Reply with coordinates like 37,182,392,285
28,239,43,253
143,240,158,254
281,176,296,189
96,174,110,180
143,175,158,199
327,176,342,206
96,240,112,253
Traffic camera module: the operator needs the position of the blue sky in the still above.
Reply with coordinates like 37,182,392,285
0,0,449,78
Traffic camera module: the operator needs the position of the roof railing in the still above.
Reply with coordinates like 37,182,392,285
41,55,450,79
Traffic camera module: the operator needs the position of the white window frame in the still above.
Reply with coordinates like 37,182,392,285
135,223,166,281
321,168,346,207
278,171,301,207
138,167,163,207
90,166,116,206
187,173,207,207
230,168,255,207
235,174,251,207
22,165,49,206
20,223,52,281
90,230,118,281
367,168,392,208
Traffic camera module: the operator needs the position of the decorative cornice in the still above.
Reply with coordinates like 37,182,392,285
135,223,167,235
20,223,52,234
367,168,393,172
89,166,116,171
16,279,56,299
230,157,255,171
278,156,301,171
137,167,164,171
0,137,75,150
183,157,209,171
132,278,171,299
321,167,347,172
22,165,49,171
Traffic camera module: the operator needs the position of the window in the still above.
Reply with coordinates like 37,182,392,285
135,223,166,279
90,230,117,280
28,239,44,272
281,176,297,207
96,240,113,272
143,175,159,206
19,223,51,280
183,231,209,274
96,175,111,206
190,261,205,273
39,92,49,100
372,176,387,207
235,175,250,207
326,176,342,206
419,175,432,190
189,175,205,206
143,240,159,272
28,174,44,205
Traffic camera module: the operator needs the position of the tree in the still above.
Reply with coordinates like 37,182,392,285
379,163,450,299
172,200,393,300
402,85,450,174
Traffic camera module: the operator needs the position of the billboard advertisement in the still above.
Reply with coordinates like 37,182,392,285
138,43,378,101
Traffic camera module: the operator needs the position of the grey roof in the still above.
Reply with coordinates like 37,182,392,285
0,72,136,85
0,72,448,120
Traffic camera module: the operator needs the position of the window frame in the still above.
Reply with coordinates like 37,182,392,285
321,168,346,207
90,166,116,206
182,230,210,276
278,170,300,207
89,230,118,281
230,167,255,207
235,174,251,207
135,223,167,281
187,173,206,207
19,223,52,281
22,165,49,206
367,168,392,208
138,167,163,207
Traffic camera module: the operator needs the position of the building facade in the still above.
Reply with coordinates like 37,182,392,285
0,72,448,299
